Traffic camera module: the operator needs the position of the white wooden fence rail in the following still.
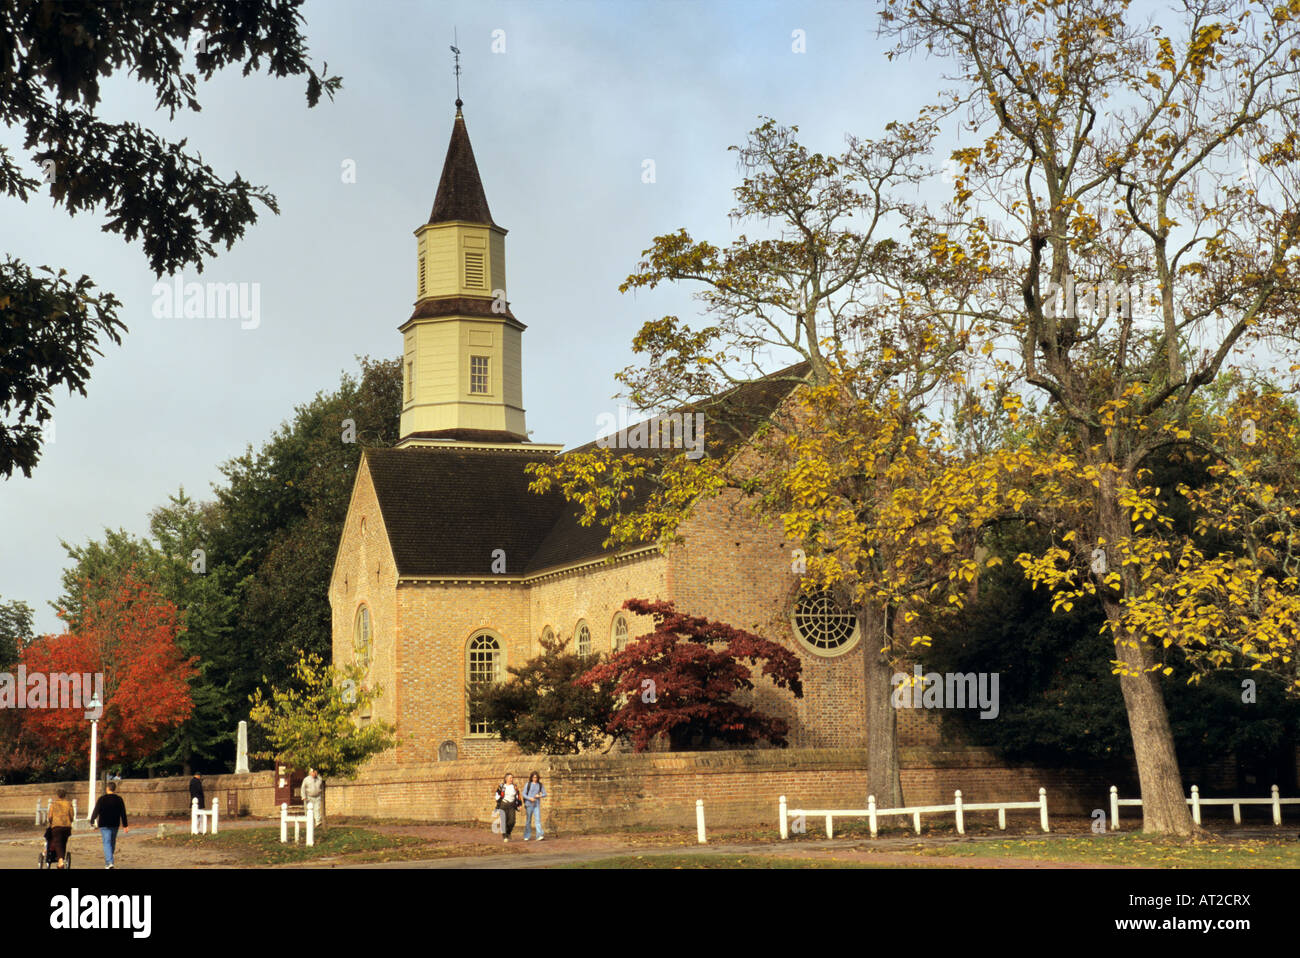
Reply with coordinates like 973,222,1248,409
779,789,1050,840
280,800,317,846
1109,784,1300,829
190,797,219,835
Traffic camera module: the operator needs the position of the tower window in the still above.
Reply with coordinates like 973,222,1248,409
464,251,486,289
406,360,414,401
469,355,489,394
419,255,426,297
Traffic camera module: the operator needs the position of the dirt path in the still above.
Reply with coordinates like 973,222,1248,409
3,817,1266,869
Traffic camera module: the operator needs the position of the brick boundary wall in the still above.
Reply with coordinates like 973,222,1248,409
0,771,276,821
0,750,1138,831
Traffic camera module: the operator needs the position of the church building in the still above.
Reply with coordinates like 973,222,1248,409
329,102,875,765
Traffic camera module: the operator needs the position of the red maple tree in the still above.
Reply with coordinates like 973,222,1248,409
576,598,803,751
20,575,196,766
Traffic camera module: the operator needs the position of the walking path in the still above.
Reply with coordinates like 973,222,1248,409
3,816,1284,869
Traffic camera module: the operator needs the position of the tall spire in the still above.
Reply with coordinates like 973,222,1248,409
403,85,525,447
427,108,495,227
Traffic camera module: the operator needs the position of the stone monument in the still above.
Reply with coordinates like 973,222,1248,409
235,720,250,774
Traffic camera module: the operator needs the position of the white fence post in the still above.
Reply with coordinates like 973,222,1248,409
867,795,877,838
825,815,833,839
997,805,1006,830
912,810,921,835
34,800,41,826
1190,785,1201,826
72,799,77,821
779,795,788,840
191,797,199,835
212,797,219,835
696,799,706,845
1110,785,1119,831
306,800,315,846
1039,788,1049,832
280,802,288,843
954,790,964,836
1272,785,1282,826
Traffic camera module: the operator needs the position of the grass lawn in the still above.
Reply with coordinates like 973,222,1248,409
560,853,878,869
150,825,472,865
891,833,1300,868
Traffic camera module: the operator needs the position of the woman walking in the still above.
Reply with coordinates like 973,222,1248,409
522,771,547,842
494,772,522,842
48,787,74,869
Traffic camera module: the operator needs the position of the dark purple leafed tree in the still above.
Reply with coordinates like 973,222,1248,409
577,598,804,751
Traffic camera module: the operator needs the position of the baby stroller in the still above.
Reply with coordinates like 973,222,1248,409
37,826,71,869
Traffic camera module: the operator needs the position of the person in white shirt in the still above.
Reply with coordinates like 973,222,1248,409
300,768,325,825
494,772,521,842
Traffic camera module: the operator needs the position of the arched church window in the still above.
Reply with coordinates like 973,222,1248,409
354,605,372,669
540,625,554,650
791,590,860,657
612,615,629,652
467,632,502,735
576,621,591,658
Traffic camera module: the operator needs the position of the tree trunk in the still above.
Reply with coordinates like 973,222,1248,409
1112,626,1196,835
863,609,904,808
1096,471,1196,837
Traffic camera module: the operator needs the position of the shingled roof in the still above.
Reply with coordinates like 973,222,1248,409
365,447,563,577
428,109,497,227
366,363,810,578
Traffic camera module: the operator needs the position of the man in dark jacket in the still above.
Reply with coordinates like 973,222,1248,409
89,781,129,869
189,772,204,811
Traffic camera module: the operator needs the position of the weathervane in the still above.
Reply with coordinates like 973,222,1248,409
450,29,462,108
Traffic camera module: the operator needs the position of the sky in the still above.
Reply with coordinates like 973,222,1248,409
1,0,944,634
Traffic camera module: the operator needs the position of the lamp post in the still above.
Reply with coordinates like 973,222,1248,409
86,693,101,820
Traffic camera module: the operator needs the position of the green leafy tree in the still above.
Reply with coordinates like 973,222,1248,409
211,356,401,701
0,596,34,667
55,528,158,629
50,357,400,773
146,490,240,773
0,1,340,478
248,651,396,779
468,632,617,754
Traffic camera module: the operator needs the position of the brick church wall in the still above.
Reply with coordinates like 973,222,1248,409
665,491,869,749
527,553,665,661
394,580,531,763
330,459,401,745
